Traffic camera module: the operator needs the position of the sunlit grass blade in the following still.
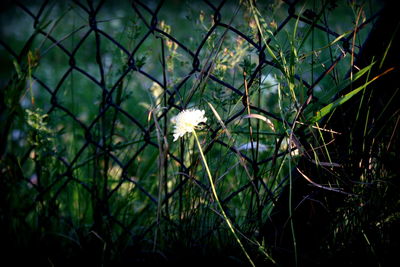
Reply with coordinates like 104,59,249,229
309,67,394,123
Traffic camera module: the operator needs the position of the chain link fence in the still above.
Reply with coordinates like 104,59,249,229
0,0,384,265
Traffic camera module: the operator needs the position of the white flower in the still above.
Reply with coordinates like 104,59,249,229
171,109,207,141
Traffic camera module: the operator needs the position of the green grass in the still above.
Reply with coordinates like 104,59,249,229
2,1,397,266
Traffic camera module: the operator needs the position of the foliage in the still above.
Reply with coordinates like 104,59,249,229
1,1,397,266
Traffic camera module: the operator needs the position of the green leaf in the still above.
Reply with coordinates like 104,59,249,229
309,66,394,123
319,62,375,104
303,62,376,121
310,83,368,123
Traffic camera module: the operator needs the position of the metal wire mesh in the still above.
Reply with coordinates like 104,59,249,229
0,0,383,261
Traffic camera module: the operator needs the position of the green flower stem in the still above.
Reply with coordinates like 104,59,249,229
193,131,255,267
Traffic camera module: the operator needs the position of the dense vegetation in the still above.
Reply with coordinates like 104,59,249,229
1,0,398,266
